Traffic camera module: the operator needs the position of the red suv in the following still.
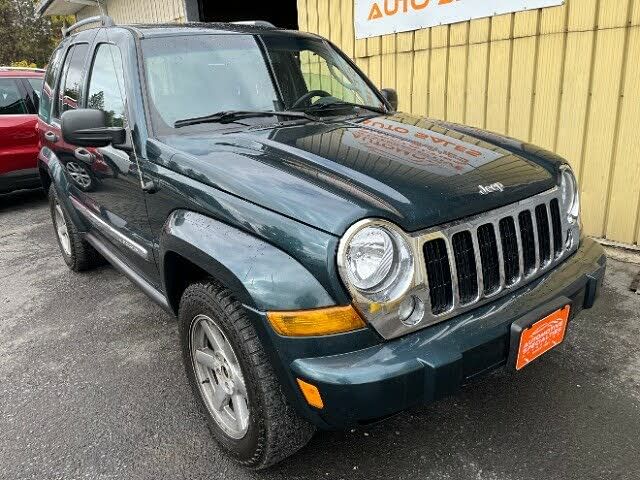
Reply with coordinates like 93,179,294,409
0,67,44,194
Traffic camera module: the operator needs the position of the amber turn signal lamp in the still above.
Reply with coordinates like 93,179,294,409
296,378,324,409
266,305,366,337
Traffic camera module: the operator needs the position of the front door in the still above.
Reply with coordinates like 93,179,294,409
42,35,159,285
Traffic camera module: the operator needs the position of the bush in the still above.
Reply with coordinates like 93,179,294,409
10,60,38,69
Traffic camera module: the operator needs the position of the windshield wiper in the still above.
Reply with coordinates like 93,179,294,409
298,101,388,116
174,110,319,128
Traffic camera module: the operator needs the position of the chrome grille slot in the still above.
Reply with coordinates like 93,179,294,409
452,231,478,304
535,204,551,265
518,210,536,275
550,199,563,256
423,239,453,315
499,217,520,285
477,224,500,295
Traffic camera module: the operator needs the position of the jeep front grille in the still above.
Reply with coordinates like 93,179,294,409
420,188,573,317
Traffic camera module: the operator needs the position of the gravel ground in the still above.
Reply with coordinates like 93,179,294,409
1,189,639,480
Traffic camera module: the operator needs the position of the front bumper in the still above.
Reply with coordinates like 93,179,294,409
291,238,606,428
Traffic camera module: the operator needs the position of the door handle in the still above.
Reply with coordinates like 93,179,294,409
44,131,58,142
74,148,93,162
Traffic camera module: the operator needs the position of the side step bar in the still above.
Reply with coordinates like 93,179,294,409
85,232,172,314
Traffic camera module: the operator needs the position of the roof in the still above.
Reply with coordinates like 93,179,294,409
121,22,316,39
0,67,45,78
57,19,319,40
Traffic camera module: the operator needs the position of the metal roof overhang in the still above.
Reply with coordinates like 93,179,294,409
37,0,97,16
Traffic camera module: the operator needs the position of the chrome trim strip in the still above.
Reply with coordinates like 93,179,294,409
531,208,541,274
471,227,484,300
445,236,460,310
546,202,556,259
70,196,150,260
493,219,506,292
514,214,525,284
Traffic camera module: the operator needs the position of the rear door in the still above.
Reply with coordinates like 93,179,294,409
0,77,39,181
47,43,91,187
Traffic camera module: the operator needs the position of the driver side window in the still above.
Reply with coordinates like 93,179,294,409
87,44,127,128
299,50,358,103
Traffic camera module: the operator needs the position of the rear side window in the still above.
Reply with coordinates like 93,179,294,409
87,44,127,127
55,43,89,118
0,78,28,115
40,47,64,123
27,78,43,105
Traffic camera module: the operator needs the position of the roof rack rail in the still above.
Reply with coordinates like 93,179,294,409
62,15,115,37
231,20,276,28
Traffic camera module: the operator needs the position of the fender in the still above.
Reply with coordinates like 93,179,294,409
38,146,87,229
160,210,336,312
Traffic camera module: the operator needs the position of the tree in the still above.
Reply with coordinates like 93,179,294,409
0,0,74,67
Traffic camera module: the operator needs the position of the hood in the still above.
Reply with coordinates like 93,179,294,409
157,113,560,235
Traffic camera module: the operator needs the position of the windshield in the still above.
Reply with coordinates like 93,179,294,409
141,33,384,132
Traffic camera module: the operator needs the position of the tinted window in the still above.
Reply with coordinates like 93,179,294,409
87,44,127,127
56,43,89,117
264,37,377,107
40,47,64,122
0,79,28,115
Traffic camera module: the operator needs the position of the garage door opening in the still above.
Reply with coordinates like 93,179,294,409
198,1,298,30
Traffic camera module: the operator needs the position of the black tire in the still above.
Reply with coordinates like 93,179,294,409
48,185,103,271
178,280,315,469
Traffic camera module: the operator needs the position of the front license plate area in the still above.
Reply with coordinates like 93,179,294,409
507,298,572,371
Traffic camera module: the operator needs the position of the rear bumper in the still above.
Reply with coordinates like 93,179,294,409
291,238,606,428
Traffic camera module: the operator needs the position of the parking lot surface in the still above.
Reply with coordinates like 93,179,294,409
1,189,639,480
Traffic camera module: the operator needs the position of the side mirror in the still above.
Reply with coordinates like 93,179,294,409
381,88,398,111
61,109,126,148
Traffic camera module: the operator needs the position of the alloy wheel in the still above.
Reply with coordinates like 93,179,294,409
66,162,92,189
53,200,71,256
190,314,250,439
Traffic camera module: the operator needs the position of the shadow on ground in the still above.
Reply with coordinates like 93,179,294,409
0,188,46,211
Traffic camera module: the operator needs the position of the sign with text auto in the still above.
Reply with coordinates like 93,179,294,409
354,0,565,39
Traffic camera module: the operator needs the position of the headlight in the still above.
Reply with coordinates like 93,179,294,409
346,227,394,290
340,221,414,302
560,166,580,223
